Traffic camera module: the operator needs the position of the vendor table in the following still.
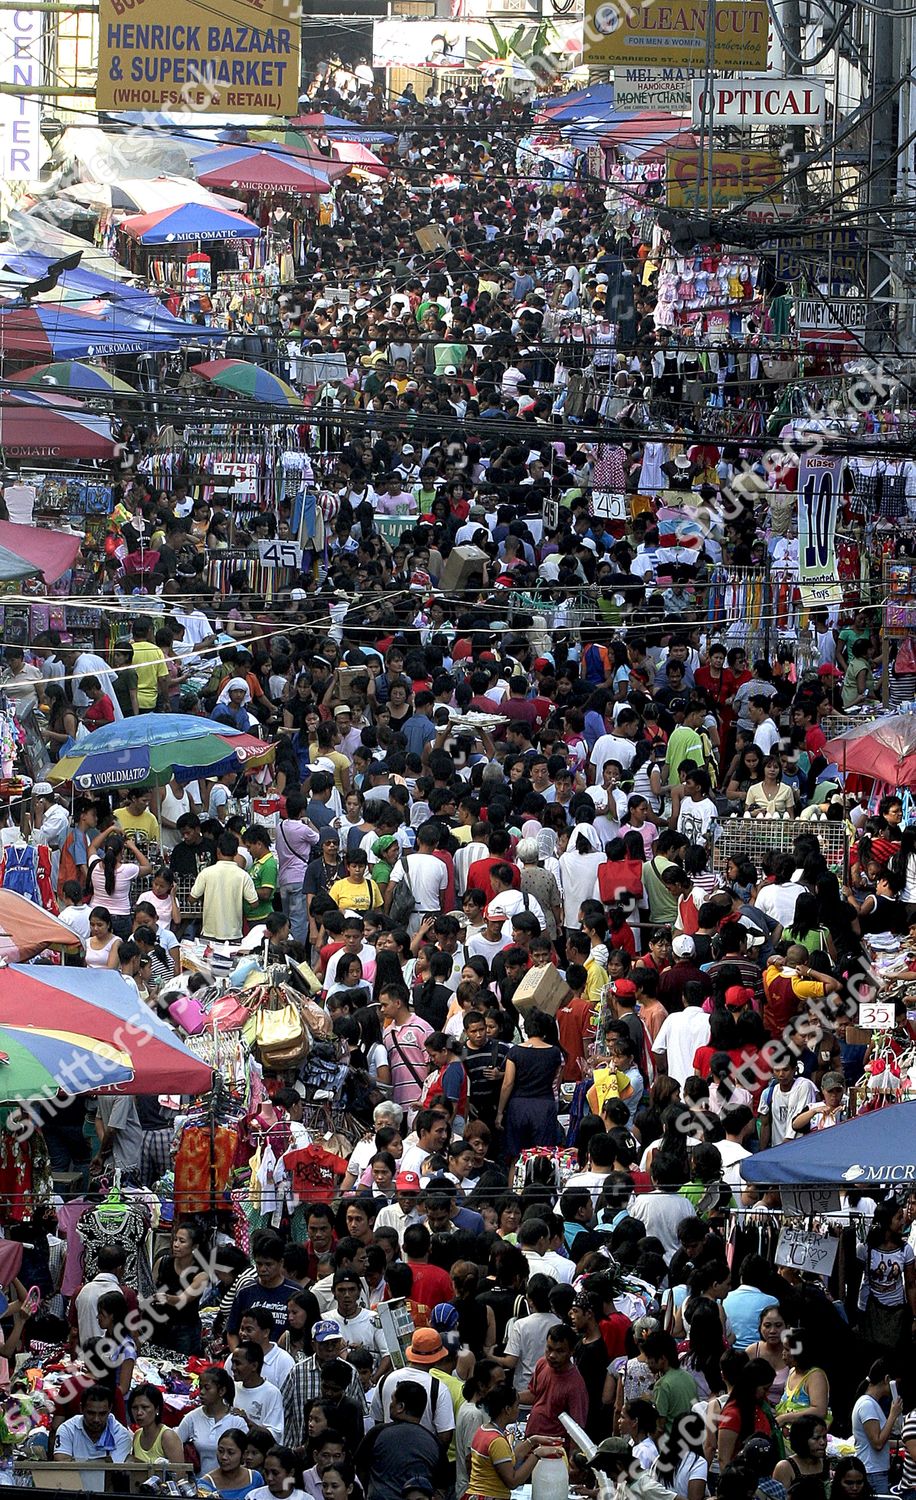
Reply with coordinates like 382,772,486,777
15,1461,193,1493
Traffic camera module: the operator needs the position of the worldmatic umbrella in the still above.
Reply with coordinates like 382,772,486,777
740,1100,916,1187
0,966,214,1095
50,711,274,791
823,711,916,785
9,362,137,396
191,358,302,407
0,1024,134,1102
194,146,331,195
120,203,262,244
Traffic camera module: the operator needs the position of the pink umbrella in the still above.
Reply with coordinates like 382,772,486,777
329,140,389,178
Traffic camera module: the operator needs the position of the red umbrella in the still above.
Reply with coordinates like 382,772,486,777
823,712,916,784
0,395,117,462
0,966,213,1095
0,518,81,583
196,147,331,194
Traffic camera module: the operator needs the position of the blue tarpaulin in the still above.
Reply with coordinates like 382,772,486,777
741,1101,916,1187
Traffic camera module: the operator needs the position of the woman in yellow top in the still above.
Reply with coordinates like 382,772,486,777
744,755,798,818
128,1384,184,1465
328,850,383,913
467,1385,558,1500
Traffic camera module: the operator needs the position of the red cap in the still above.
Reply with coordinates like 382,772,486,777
725,985,754,1009
611,979,637,999
396,1171,421,1192
818,663,842,679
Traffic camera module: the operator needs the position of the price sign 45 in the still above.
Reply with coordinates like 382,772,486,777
258,540,303,570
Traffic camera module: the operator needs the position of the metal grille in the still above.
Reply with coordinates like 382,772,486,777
820,713,880,742
715,815,849,876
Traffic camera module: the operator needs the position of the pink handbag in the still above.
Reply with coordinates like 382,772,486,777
209,995,251,1033
168,996,208,1035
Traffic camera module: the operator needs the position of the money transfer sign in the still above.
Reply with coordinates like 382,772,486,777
585,0,768,69
613,66,703,111
97,0,300,115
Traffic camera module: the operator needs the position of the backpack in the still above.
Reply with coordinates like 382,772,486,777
1,846,40,904
388,852,416,925
56,831,81,897
583,642,609,686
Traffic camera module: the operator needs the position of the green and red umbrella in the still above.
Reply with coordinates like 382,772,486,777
191,358,302,407
9,361,137,395
51,711,275,790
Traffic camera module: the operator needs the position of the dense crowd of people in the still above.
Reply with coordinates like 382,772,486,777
0,67,912,1500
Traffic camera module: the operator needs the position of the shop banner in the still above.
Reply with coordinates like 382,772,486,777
666,148,782,208
797,453,843,607
584,0,768,69
775,1227,838,1276
691,78,825,127
96,0,300,116
612,66,703,112
0,9,44,183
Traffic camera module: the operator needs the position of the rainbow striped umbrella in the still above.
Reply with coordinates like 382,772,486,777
191,358,302,407
10,361,136,395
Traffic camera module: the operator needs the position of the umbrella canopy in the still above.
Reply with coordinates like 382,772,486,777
823,712,916,785
0,303,220,359
60,176,241,215
0,890,84,963
120,203,261,244
329,140,389,178
741,1101,916,1186
0,1024,135,1101
9,362,136,396
0,891,83,963
0,966,214,1095
51,711,275,790
0,518,81,582
0,395,117,464
195,146,331,194
191,359,302,407
535,83,615,121
291,113,395,144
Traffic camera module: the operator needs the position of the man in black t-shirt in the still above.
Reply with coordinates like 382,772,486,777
168,813,216,878
462,1010,508,1127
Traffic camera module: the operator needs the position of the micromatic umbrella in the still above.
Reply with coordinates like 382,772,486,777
0,966,214,1095
61,176,242,215
823,712,916,785
191,358,302,407
50,711,275,790
291,113,395,144
0,1024,134,1101
120,203,262,244
9,361,137,396
0,394,117,462
195,146,331,195
0,890,84,963
741,1100,916,1186
0,304,219,358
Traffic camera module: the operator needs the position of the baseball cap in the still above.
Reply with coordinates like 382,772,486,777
430,1302,460,1330
312,1319,344,1342
610,978,637,1001
725,984,754,1009
395,1170,421,1192
405,1328,446,1365
672,935,696,959
818,663,842,679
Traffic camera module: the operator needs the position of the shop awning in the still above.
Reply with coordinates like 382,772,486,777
120,202,262,244
741,1101,916,1187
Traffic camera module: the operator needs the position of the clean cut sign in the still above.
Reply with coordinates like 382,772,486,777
691,78,825,127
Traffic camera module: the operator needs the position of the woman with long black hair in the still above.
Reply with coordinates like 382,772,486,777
717,1357,779,1468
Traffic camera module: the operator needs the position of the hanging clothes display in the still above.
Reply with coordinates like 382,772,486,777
76,1196,153,1297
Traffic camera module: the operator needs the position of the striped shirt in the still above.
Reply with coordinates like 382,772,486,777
383,1015,434,1106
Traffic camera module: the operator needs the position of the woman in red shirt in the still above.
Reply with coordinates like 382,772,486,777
717,1358,778,1469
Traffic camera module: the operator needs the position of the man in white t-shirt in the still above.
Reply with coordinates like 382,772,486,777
385,826,448,934
759,1062,818,1149
589,717,639,783
653,996,710,1087
331,1272,391,1375
676,768,718,845
753,857,806,926
749,695,780,755
223,1341,284,1440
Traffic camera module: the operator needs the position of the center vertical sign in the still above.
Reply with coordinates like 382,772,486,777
797,454,843,607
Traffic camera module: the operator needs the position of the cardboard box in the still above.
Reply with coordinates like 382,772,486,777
512,963,571,1017
440,544,489,593
415,224,449,253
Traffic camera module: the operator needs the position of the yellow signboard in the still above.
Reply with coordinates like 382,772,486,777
584,0,768,69
96,0,300,116
666,148,783,207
